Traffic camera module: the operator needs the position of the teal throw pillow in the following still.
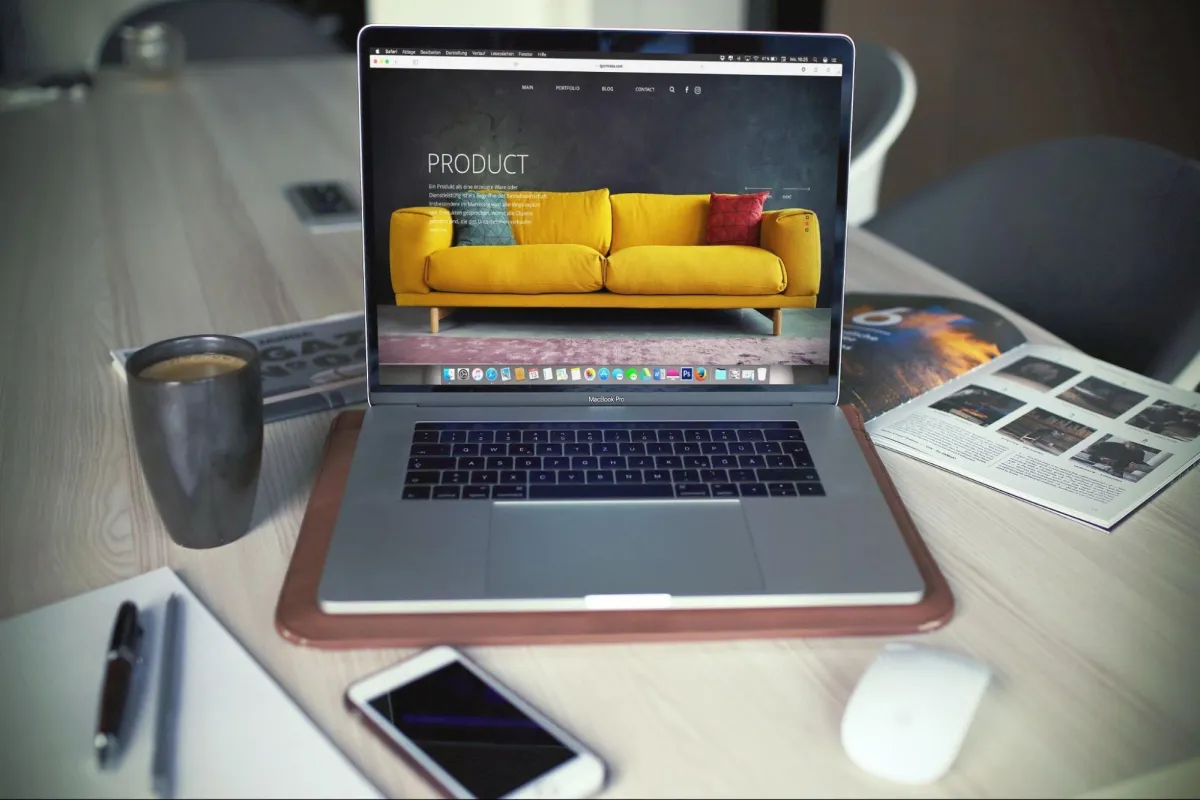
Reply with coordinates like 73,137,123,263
454,191,516,246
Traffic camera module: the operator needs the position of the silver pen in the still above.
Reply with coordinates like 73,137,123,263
151,594,182,799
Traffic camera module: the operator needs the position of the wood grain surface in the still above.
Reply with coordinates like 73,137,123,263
1,58,1196,799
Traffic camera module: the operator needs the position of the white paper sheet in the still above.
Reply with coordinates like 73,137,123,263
0,568,383,799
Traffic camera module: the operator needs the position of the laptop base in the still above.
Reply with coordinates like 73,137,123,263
318,404,926,614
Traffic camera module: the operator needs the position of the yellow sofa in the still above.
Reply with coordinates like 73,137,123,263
389,189,821,334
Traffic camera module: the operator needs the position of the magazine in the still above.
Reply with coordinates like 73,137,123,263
840,293,1027,420
866,344,1200,530
110,312,368,424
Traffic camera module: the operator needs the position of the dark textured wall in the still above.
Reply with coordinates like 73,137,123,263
826,0,1200,209
366,68,843,306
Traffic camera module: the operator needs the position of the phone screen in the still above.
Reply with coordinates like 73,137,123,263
367,661,576,798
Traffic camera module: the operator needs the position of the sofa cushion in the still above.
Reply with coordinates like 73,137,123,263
610,193,708,252
426,244,603,294
505,189,611,253
707,191,769,246
605,245,787,295
454,191,516,246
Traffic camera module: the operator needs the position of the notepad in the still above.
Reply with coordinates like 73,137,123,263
0,568,382,799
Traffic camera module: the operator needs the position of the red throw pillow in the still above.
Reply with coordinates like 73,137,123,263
706,191,770,246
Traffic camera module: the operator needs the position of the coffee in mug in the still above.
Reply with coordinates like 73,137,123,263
138,352,248,382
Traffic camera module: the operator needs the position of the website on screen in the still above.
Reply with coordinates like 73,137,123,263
365,49,845,388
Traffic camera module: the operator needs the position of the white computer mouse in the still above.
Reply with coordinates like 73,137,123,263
841,642,992,785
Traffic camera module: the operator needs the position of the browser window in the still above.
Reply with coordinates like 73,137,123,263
364,45,847,391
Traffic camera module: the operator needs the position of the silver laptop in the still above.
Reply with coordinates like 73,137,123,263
319,26,925,614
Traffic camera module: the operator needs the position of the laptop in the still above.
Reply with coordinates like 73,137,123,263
318,25,926,614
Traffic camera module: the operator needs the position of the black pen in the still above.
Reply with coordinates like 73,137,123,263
95,600,143,767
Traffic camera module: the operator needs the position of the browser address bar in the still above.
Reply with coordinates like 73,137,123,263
370,56,843,77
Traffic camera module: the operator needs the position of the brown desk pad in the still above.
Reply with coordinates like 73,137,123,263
276,407,954,648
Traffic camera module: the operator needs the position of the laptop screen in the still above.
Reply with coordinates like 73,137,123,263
359,28,853,396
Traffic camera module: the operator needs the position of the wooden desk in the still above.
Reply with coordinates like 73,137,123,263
1,58,1197,799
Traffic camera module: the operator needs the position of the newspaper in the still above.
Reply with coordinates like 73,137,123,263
866,343,1200,530
110,312,367,424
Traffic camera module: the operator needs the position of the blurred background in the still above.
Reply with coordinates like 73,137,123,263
3,0,1198,387
6,0,1200,208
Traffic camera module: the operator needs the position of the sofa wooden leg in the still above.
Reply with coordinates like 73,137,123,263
755,308,784,335
429,307,452,334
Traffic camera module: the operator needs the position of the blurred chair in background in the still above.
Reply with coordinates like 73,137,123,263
865,136,1200,384
98,0,342,65
847,42,916,227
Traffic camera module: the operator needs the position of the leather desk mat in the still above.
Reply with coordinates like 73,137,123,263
276,407,954,648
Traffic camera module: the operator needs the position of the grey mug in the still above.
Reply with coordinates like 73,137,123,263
126,335,263,549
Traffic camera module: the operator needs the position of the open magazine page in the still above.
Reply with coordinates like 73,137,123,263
866,344,1200,529
839,293,1027,420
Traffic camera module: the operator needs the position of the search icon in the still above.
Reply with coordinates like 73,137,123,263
669,86,675,93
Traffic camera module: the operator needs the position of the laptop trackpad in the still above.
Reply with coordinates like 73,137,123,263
487,502,765,599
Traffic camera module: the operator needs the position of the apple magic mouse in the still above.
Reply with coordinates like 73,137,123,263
841,642,992,784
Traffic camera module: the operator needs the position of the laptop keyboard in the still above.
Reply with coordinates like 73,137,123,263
401,422,822,501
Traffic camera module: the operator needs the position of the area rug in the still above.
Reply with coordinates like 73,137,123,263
378,335,829,366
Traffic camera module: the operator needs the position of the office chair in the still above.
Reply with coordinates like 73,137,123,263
848,42,916,226
97,0,342,65
865,136,1200,383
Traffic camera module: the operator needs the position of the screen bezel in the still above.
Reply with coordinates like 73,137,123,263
347,646,605,799
357,26,854,407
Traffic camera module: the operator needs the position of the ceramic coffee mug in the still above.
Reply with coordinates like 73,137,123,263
126,335,263,549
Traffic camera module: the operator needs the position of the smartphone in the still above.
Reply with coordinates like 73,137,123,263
282,181,361,232
346,646,607,800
